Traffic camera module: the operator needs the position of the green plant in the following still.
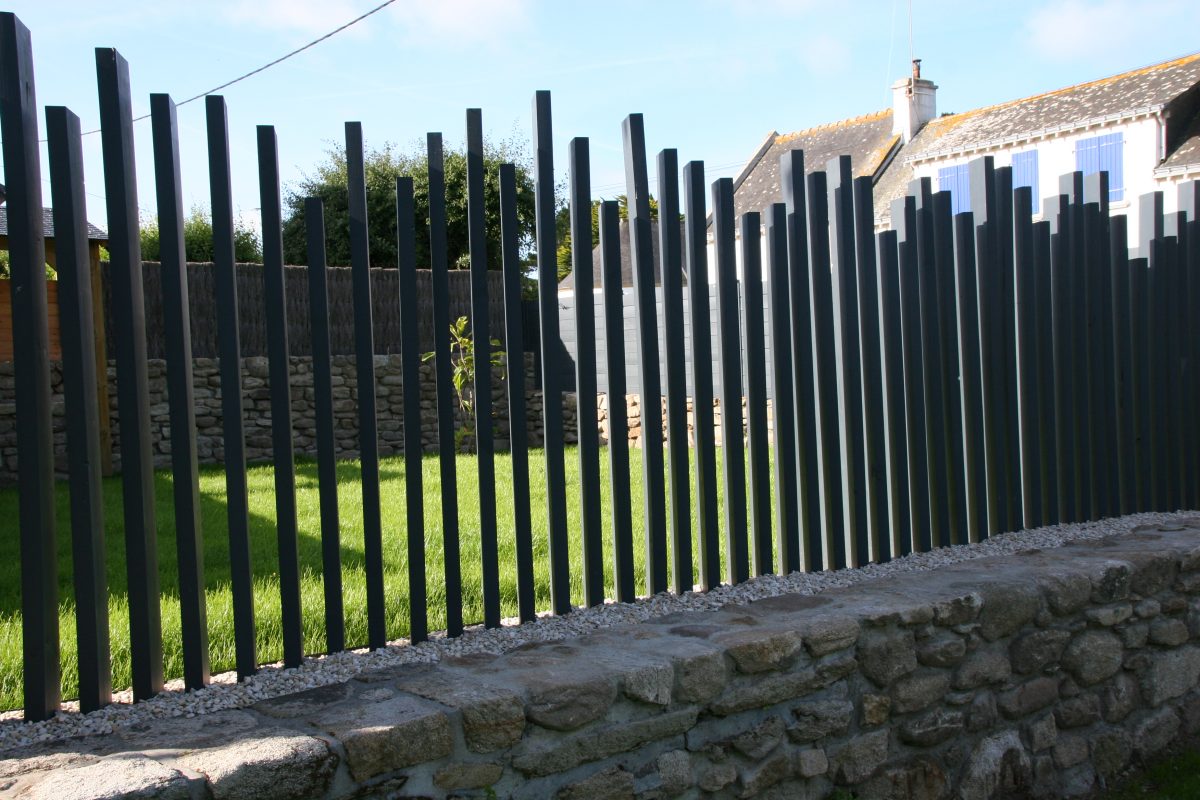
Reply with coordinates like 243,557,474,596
140,206,262,263
0,250,57,279
423,315,503,451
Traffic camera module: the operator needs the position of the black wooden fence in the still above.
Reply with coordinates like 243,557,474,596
3,11,1199,721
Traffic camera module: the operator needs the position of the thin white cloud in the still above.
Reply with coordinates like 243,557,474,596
1024,0,1190,62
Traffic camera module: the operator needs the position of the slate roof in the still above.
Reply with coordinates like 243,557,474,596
0,207,108,242
1159,113,1200,172
729,110,900,221
559,218,686,291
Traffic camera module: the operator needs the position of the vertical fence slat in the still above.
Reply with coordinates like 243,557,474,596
780,152,821,571
827,158,867,566
951,211,985,545
346,122,386,648
622,114,668,595
1033,221,1058,524
807,171,844,568
876,229,911,561
994,167,1022,531
658,150,693,593
304,199,345,653
396,177,429,642
1065,186,1091,520
766,203,799,574
683,163,721,589
1129,255,1150,511
1187,216,1200,506
1083,200,1114,517
205,95,256,678
96,45,163,702
1149,240,1170,510
569,137,604,607
1109,215,1134,515
427,132,465,633
599,200,637,601
853,177,889,561
534,91,572,614
1012,188,1041,529
741,212,772,576
498,166,535,620
1164,231,1185,511
258,125,303,669
150,93,209,690
712,178,748,583
466,110,501,624
47,104,110,713
932,191,968,545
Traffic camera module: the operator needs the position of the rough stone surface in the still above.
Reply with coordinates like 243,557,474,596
900,708,965,747
892,671,953,714
828,729,889,785
795,748,828,778
954,646,1013,690
1140,646,1200,706
859,628,918,685
1133,707,1181,759
432,762,503,791
979,583,1041,640
1010,629,1071,675
177,729,337,800
997,677,1060,719
1054,694,1101,729
316,693,452,782
1062,630,1124,685
959,730,1033,800
917,633,967,669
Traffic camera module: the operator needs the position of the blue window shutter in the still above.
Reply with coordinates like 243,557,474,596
938,164,971,215
1076,132,1124,202
1011,150,1040,214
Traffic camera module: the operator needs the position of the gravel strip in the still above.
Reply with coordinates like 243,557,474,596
0,510,1192,754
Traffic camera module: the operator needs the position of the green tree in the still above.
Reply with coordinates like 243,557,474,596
281,138,538,270
555,194,659,283
140,207,262,263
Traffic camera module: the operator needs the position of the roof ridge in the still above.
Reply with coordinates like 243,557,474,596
778,108,892,143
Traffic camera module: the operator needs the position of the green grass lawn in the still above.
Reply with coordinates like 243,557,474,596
1099,749,1200,799
0,446,768,712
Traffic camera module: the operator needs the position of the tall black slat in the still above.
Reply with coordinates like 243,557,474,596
498,166,535,619
150,93,209,690
994,167,1021,530
1084,201,1114,517
766,204,799,574
599,200,636,601
533,92,571,614
876,229,910,560
46,104,110,713
853,177,889,561
1161,236,1183,511
807,172,844,568
970,158,1005,537
1129,256,1151,510
1065,188,1091,520
1012,188,1041,528
932,191,968,545
826,158,867,566
1148,241,1170,509
96,46,162,702
346,122,386,648
1109,216,1134,516
258,125,303,669
466,110,501,625
622,114,668,594
741,212,772,576
780,152,821,571
1187,218,1200,506
951,211,985,545
396,177,429,642
658,150,692,593
427,132,464,633
569,138,604,606
1050,225,1075,520
712,178,748,583
205,96,256,678
304,199,345,653
1033,221,1058,524
683,163,721,589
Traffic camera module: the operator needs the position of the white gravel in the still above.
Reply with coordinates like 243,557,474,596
0,510,1192,754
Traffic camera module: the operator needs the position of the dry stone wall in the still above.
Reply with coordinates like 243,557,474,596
5,524,1200,799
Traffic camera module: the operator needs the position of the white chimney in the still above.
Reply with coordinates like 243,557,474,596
892,59,937,144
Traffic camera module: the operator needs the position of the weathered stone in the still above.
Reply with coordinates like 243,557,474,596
892,671,952,714
954,646,1012,689
314,693,451,782
719,629,804,674
795,748,828,778
1010,630,1070,675
828,729,889,785
862,693,891,726
979,583,1041,641
177,730,337,800
1091,728,1133,779
656,750,693,796
1054,694,1101,729
20,756,193,800
526,672,618,731
1103,673,1140,722
857,759,950,800
1140,646,1200,706
395,671,526,753
1129,552,1178,596
512,708,699,777
917,633,966,669
932,592,983,627
1084,603,1133,627
1059,764,1097,798
433,762,504,791
698,762,738,793
1149,617,1190,647
997,677,1059,720
1040,572,1092,616
959,730,1032,800
557,766,635,800
788,696,854,742
738,749,793,796
1182,544,1200,572
858,628,918,686
1132,707,1181,758
1134,598,1162,618
967,691,998,732
1061,630,1123,685
732,716,786,759
1026,713,1057,751
798,615,861,656
899,708,965,747
1119,621,1150,649
673,647,729,704
253,682,352,719
1091,562,1132,603
1052,734,1088,769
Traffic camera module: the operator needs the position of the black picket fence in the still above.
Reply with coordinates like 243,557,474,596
4,11,1200,723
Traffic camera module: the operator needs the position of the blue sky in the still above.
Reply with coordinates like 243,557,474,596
5,0,1199,236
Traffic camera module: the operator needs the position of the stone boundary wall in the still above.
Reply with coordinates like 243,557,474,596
5,525,1200,799
0,358,760,484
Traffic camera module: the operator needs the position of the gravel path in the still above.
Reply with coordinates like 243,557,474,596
0,510,1192,754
